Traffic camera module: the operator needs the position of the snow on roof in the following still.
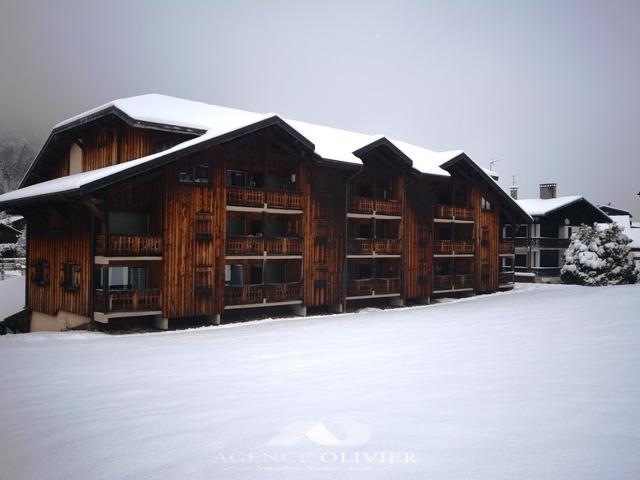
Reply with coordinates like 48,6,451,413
517,196,584,216
54,93,460,174
598,215,640,249
1,94,496,205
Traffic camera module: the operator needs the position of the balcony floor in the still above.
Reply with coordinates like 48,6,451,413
93,310,163,323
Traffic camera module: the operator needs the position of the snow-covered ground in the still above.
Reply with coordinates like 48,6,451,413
1,284,640,480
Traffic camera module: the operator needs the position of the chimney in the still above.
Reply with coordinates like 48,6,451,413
539,183,557,199
510,186,518,200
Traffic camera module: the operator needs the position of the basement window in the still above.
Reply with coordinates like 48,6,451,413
60,262,81,291
31,260,50,286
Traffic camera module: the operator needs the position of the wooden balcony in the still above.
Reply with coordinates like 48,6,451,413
434,205,474,221
224,282,302,306
226,186,303,210
348,238,401,255
347,277,401,296
348,196,401,216
265,237,302,255
348,238,374,255
226,236,264,255
374,238,402,255
433,274,474,291
499,271,515,285
499,241,515,255
95,289,162,313
95,234,162,256
433,240,474,255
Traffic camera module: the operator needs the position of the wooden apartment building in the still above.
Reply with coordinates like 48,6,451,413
0,95,531,331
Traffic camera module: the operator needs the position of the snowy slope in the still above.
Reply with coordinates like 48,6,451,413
1,284,640,479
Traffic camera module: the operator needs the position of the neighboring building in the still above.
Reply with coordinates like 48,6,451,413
0,94,530,331
506,183,611,283
0,222,21,244
598,205,640,267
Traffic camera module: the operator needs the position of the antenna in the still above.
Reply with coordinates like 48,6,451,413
511,175,517,186
489,157,503,171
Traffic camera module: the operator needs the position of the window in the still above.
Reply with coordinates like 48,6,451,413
540,250,560,268
69,142,82,175
109,211,149,235
103,266,147,291
264,262,286,284
227,170,247,186
60,262,81,291
31,260,50,286
195,212,213,240
481,197,492,211
515,254,527,268
225,264,244,286
540,223,558,238
179,164,209,184
266,173,287,190
435,261,451,276
226,217,245,236
195,267,213,294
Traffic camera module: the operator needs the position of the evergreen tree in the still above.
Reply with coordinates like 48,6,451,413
561,223,639,286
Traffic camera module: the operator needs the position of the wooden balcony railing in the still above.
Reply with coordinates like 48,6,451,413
226,236,264,255
434,205,474,221
348,238,374,255
95,289,162,313
226,186,303,210
499,271,515,285
224,282,302,306
433,274,474,291
374,238,402,255
347,277,401,296
265,237,302,255
433,240,474,255
348,196,401,216
499,241,515,254
95,234,162,256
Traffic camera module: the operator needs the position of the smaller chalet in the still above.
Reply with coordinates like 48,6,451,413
507,183,611,283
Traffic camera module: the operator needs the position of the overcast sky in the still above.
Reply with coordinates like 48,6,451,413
1,0,639,215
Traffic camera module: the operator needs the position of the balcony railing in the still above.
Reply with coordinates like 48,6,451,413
434,205,474,221
433,274,474,291
347,277,401,296
499,241,515,254
226,186,302,210
95,234,162,256
265,237,302,255
374,238,402,255
499,271,515,285
95,289,162,313
348,196,401,216
224,282,302,306
348,238,401,255
433,240,474,255
226,236,264,255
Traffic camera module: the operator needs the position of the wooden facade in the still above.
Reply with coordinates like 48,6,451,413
2,108,530,330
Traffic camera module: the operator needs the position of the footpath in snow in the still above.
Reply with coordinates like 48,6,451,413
1,283,640,480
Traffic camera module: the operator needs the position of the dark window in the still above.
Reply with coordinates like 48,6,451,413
249,265,263,285
31,260,50,286
109,211,149,235
435,261,450,276
60,262,81,291
179,164,209,184
227,170,246,186
226,217,245,236
515,254,527,268
196,267,213,294
540,250,559,268
264,262,286,284
266,173,287,190
225,264,244,286
540,223,558,238
481,197,492,211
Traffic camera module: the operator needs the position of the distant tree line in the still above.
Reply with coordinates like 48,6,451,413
0,136,36,195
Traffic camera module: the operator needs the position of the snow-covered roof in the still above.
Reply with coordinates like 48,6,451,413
54,94,461,172
598,215,640,250
0,215,23,226
517,196,584,216
0,95,524,216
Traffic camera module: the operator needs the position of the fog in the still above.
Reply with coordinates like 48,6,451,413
1,0,639,215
